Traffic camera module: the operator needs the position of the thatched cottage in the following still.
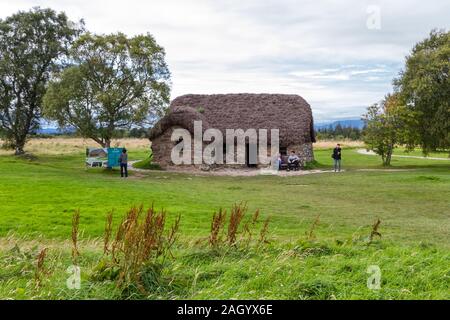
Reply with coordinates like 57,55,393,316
148,94,315,168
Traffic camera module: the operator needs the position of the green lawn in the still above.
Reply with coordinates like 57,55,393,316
0,143,449,299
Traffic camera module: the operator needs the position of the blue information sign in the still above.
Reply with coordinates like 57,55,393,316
107,148,123,167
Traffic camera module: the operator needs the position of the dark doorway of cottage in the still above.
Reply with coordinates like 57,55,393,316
246,143,258,167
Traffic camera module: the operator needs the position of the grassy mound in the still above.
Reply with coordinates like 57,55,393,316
133,156,162,170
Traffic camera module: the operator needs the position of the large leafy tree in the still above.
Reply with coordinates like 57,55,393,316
0,8,82,155
43,32,171,148
394,29,450,154
363,93,414,166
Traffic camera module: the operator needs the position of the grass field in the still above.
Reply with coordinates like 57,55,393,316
0,138,449,299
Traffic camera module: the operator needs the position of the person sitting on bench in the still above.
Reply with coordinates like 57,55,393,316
287,150,300,170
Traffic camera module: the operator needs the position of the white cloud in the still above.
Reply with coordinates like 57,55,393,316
1,0,449,120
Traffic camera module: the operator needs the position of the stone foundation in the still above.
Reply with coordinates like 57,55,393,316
286,142,314,163
151,127,315,169
150,126,180,167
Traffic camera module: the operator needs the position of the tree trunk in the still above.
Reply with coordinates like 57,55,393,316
14,135,26,155
14,146,25,155
90,136,107,148
384,145,393,166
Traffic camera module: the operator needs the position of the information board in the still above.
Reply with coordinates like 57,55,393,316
107,147,124,167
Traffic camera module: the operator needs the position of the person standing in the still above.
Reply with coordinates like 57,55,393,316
119,148,128,178
332,144,342,172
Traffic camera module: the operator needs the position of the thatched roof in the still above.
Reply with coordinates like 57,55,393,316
148,94,315,146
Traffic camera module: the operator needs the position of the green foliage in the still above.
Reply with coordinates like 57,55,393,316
316,125,363,141
0,8,83,155
43,32,171,148
303,160,320,170
394,29,450,154
196,106,205,114
133,151,163,170
362,94,413,166
128,127,149,138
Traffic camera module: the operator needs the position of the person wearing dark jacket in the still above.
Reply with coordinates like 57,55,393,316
119,148,128,178
332,144,342,172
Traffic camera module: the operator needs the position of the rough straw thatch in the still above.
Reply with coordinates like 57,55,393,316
149,93,315,147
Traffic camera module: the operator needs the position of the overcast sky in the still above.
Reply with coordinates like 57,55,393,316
1,0,449,121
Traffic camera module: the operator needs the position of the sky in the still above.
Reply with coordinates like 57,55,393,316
1,0,449,122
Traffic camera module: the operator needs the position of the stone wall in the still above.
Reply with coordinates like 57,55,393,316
150,126,180,167
286,142,315,163
151,126,315,169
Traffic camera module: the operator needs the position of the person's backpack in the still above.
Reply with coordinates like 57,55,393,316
331,148,338,159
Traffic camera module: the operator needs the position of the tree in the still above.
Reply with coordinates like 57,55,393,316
362,93,412,166
315,125,362,141
0,8,82,155
43,32,171,148
394,29,450,155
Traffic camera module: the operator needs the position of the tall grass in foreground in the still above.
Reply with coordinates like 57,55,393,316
369,218,382,243
93,205,181,293
34,248,48,288
71,210,80,265
307,214,321,240
103,211,113,255
3,204,424,300
90,203,270,295
209,203,270,249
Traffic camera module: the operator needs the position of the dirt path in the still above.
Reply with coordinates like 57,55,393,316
129,161,343,177
128,160,148,172
356,149,450,161
164,168,342,177
128,159,427,177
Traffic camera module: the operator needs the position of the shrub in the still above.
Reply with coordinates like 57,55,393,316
133,152,163,170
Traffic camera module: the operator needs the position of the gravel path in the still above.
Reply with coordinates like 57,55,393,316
129,161,342,176
356,149,450,161
129,149,449,177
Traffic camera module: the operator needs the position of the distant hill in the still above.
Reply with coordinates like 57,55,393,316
34,127,76,135
36,121,365,135
314,119,365,130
